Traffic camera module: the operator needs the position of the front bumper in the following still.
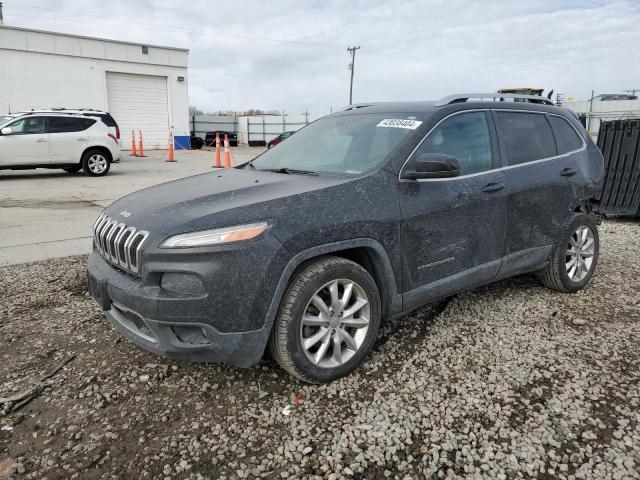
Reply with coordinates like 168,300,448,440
87,253,272,367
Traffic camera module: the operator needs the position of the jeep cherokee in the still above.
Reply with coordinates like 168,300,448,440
87,93,605,383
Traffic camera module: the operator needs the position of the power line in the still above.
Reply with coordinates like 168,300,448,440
347,46,360,105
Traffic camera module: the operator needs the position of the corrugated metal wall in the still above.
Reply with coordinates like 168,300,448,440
190,115,237,139
595,119,640,217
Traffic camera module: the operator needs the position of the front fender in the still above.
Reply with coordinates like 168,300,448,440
264,238,401,329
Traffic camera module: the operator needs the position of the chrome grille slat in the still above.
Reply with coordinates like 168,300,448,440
92,214,148,276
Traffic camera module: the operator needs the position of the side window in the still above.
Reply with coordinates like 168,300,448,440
412,111,493,175
494,111,557,165
47,117,83,133
77,118,97,130
548,115,584,154
6,117,45,135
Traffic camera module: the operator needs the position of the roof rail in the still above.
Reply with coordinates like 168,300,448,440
16,111,93,117
436,93,555,107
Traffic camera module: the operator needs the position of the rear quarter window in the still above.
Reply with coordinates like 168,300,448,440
548,115,584,154
90,113,117,128
77,118,97,130
494,111,557,165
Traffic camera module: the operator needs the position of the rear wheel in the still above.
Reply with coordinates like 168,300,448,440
269,256,381,383
82,150,110,176
538,212,599,293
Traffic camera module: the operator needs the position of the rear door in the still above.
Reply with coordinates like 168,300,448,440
399,110,508,308
547,113,590,194
46,117,90,164
0,116,48,166
493,110,578,263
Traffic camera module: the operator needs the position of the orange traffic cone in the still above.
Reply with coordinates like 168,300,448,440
137,130,145,157
223,134,231,169
165,128,176,162
214,132,221,168
130,130,137,157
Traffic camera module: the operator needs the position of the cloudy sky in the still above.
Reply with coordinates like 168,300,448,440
4,0,640,117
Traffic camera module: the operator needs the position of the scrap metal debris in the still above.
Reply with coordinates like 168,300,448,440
0,355,75,412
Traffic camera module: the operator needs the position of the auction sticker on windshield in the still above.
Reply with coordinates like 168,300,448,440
376,119,423,129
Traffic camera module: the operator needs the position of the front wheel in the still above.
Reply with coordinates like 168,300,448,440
269,256,381,383
538,212,599,293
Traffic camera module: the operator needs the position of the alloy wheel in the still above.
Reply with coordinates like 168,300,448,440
300,278,370,368
88,154,108,174
565,225,595,282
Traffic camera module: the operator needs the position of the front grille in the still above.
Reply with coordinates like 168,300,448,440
93,214,149,276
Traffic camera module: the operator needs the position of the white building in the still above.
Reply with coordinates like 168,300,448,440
0,25,189,149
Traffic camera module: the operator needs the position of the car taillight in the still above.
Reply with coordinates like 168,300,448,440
108,133,117,143
115,126,120,139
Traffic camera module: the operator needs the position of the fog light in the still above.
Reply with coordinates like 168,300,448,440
160,273,206,296
171,325,210,345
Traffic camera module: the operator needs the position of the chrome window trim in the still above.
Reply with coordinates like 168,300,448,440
398,108,587,183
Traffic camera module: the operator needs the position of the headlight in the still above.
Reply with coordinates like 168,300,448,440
160,222,268,248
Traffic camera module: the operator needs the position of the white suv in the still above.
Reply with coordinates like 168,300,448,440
0,112,121,176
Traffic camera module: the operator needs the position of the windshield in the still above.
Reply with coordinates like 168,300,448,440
0,116,14,126
250,113,424,174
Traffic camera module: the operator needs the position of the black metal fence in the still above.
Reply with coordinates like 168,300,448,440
595,119,640,217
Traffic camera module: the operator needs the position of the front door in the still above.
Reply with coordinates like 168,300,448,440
0,116,48,166
399,110,508,309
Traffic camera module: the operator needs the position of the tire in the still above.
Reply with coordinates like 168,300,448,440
82,149,111,177
538,212,599,293
269,256,381,383
63,165,81,173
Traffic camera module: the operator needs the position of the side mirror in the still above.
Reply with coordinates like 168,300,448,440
0,127,13,135
403,153,461,179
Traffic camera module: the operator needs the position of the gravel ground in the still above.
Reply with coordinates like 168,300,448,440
1,220,639,479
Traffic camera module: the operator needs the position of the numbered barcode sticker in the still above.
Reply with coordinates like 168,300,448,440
376,119,423,130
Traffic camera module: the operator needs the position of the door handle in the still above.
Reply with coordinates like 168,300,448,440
36,138,48,142
560,167,578,177
481,182,506,193
77,138,87,141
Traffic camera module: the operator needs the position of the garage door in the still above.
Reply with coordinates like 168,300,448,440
106,72,169,150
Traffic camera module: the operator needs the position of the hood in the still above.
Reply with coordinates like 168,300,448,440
104,168,351,235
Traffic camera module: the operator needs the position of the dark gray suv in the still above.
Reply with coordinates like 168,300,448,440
87,93,605,383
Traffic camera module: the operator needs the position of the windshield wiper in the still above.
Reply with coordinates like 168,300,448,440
261,167,318,176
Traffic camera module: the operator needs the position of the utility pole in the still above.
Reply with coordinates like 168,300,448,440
347,46,360,105
624,89,639,97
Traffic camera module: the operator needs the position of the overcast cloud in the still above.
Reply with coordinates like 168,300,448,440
5,0,640,117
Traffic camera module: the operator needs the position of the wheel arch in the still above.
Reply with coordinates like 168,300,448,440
82,146,113,164
265,239,401,328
